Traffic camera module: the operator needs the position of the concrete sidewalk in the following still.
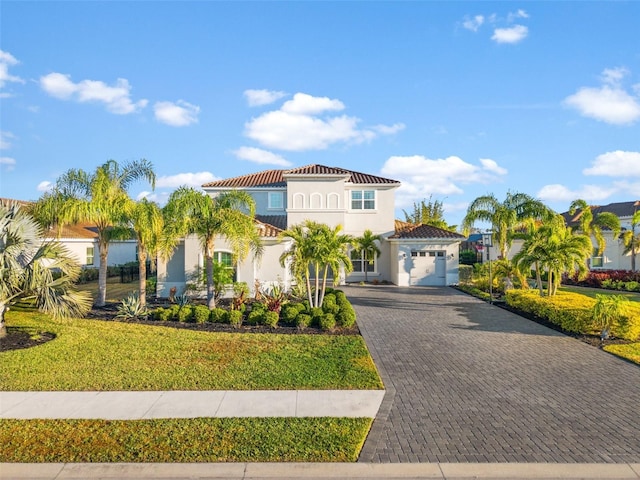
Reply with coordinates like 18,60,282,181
2,462,640,479
0,390,385,419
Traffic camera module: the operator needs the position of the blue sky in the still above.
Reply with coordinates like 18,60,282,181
1,1,639,227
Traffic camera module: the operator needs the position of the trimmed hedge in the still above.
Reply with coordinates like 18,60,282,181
505,290,640,341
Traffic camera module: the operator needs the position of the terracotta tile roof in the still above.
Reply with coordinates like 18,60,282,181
389,223,465,240
202,164,400,188
44,224,102,240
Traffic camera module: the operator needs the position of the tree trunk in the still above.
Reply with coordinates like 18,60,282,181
0,302,7,339
205,239,216,309
363,252,369,283
96,240,109,307
138,248,147,308
313,261,320,308
534,262,543,296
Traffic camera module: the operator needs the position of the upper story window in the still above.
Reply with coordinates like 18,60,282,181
268,192,284,210
591,248,603,268
351,190,375,210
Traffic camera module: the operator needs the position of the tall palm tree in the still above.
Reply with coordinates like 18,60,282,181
164,187,262,309
462,192,553,259
352,229,381,283
568,199,621,257
0,203,91,337
279,221,352,308
33,159,156,307
128,198,166,307
621,209,640,271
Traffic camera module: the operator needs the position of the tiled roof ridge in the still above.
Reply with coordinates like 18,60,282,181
203,164,400,188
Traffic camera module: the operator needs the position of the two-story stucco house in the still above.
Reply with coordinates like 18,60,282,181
156,164,465,297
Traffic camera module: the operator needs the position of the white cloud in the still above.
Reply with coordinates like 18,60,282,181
564,67,640,125
244,89,287,107
281,93,345,115
154,100,200,127
0,157,16,170
40,73,148,114
507,9,529,22
0,131,15,150
0,50,24,90
381,155,507,207
156,172,220,189
479,158,508,175
462,15,484,32
37,181,53,192
583,150,640,177
233,147,292,167
244,92,402,151
536,183,616,203
372,123,406,135
491,25,528,44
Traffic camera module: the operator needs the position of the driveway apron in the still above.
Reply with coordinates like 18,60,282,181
347,286,640,463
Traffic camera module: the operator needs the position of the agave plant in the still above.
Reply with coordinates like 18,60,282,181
115,293,148,320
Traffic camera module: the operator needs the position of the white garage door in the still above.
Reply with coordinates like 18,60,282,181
410,250,446,286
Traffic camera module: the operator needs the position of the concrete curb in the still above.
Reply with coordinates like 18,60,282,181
2,463,640,479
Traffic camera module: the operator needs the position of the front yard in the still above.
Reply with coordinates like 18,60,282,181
0,306,382,462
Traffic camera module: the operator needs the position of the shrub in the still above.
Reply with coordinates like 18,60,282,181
295,313,312,331
280,303,300,325
264,311,279,329
153,307,172,322
319,313,336,331
209,308,227,323
192,305,210,324
458,264,474,284
228,310,243,327
322,294,339,314
310,307,324,326
336,308,356,329
115,293,148,320
177,305,193,323
505,290,640,341
167,305,180,321
247,308,265,325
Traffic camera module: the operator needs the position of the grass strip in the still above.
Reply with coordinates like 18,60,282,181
0,417,372,462
0,309,382,391
604,343,640,365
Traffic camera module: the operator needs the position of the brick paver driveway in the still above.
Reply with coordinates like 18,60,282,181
348,286,640,463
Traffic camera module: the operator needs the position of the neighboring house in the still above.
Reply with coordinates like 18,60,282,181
562,200,640,271
0,197,138,268
156,164,465,297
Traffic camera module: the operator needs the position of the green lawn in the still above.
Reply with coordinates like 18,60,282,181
604,343,640,365
0,417,372,462
78,277,141,304
0,308,383,391
560,285,640,302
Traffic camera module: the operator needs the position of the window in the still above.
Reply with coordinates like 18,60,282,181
214,251,236,281
591,248,603,268
268,192,284,210
351,190,375,210
86,246,94,266
351,250,375,273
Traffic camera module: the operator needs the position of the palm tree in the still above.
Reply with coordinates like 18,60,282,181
462,192,553,259
621,209,640,271
352,229,381,283
163,187,262,309
316,223,353,307
0,203,91,337
515,215,591,296
32,159,156,307
128,198,166,307
568,199,621,257
279,221,353,308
